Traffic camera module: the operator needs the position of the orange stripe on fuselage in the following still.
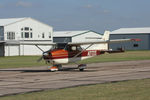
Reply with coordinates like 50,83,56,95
51,49,68,58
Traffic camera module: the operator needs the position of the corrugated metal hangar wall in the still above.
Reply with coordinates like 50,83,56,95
110,27,150,51
110,34,150,50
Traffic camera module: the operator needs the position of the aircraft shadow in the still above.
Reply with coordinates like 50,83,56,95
0,68,97,73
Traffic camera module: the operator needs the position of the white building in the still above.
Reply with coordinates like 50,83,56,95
53,30,108,50
0,17,53,56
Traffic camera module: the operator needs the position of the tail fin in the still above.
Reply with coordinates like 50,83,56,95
102,31,110,41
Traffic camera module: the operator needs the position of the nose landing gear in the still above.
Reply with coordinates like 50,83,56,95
48,64,62,72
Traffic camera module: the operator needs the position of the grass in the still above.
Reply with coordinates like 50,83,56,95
0,50,150,69
0,56,46,69
0,78,150,100
80,50,150,64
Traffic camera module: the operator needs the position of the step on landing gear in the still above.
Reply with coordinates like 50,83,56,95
78,64,87,71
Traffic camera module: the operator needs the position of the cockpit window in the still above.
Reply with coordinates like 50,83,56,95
77,46,82,51
71,46,77,51
50,44,83,51
50,43,68,50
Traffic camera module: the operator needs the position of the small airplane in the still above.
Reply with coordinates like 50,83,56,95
34,31,141,71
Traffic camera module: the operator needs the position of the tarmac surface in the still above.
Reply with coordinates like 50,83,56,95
0,60,150,96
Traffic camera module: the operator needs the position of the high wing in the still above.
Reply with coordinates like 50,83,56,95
68,38,141,45
68,31,141,45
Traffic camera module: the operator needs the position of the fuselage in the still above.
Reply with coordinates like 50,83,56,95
43,49,105,64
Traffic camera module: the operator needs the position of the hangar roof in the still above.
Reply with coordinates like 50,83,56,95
111,27,150,34
0,17,52,28
53,30,102,37
0,18,26,26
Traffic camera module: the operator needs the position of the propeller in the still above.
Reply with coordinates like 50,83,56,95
37,56,43,62
35,45,45,62
35,45,52,63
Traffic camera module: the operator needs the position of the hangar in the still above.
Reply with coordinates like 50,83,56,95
110,27,150,50
53,30,108,50
0,17,53,56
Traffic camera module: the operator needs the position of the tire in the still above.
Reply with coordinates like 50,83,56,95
79,68,84,71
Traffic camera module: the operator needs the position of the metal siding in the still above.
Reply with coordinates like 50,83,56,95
110,34,149,50
53,37,72,43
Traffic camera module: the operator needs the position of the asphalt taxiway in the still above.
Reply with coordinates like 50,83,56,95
0,60,150,96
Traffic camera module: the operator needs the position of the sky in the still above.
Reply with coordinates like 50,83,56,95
0,0,150,33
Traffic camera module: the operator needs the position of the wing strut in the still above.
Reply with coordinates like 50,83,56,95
35,45,44,52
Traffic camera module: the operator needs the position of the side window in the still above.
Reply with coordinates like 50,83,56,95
77,46,82,51
71,46,77,51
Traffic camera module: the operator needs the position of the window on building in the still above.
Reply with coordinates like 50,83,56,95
21,32,24,38
25,32,29,38
30,32,32,38
42,33,45,38
21,27,33,38
24,27,29,31
7,32,15,40
49,32,51,38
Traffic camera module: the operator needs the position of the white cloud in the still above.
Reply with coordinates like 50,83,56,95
16,1,32,8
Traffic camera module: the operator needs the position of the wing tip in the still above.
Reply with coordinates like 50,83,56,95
131,39,141,41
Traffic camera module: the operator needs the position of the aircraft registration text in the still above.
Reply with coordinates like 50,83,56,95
88,51,97,56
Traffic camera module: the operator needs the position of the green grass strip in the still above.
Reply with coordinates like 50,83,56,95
0,79,150,100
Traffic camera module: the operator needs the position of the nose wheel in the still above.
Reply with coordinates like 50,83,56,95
48,64,62,72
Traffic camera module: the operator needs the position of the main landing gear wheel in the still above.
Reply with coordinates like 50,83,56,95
79,68,84,71
78,64,86,71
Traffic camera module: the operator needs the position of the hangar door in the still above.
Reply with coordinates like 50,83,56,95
0,43,4,56
5,45,20,56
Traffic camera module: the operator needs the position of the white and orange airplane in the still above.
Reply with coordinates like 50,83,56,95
34,31,141,71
